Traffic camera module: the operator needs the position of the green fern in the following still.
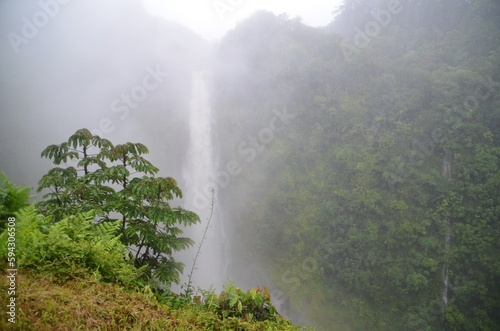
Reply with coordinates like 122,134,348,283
93,234,121,253
0,172,32,228
0,205,141,287
94,219,120,238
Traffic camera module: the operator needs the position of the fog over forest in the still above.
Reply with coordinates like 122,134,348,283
1,1,499,330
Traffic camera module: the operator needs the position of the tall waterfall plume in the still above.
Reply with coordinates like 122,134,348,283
178,71,228,293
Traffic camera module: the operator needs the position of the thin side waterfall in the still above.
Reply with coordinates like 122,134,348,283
177,71,228,293
441,154,452,315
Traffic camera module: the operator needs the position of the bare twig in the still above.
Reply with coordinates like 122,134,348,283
185,188,215,296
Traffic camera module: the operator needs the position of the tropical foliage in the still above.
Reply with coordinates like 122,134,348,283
0,172,31,229
0,172,302,330
37,128,200,285
1,1,499,330
213,1,500,330
0,205,142,287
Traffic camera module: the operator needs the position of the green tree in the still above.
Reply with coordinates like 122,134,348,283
212,2,500,329
37,128,199,286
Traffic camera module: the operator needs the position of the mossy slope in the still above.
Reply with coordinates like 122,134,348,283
1,271,306,331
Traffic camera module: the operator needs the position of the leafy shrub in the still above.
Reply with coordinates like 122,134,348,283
202,283,284,323
0,206,143,287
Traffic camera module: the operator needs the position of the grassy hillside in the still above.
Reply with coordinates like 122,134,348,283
1,270,307,331
0,174,309,331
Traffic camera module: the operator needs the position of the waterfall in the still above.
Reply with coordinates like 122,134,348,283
177,71,228,293
441,154,452,314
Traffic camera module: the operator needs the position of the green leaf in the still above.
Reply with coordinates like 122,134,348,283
229,293,239,308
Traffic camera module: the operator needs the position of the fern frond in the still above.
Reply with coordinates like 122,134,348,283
14,204,40,225
94,235,122,252
52,210,95,241
94,220,120,240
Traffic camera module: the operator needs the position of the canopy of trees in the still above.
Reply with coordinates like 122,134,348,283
212,1,500,330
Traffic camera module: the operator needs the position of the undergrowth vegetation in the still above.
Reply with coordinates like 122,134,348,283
0,206,142,287
0,271,304,331
0,173,306,330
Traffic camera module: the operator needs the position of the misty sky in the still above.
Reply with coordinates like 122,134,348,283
143,0,343,40
0,0,344,188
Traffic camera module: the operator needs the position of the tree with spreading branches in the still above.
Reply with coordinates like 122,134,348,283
37,128,200,285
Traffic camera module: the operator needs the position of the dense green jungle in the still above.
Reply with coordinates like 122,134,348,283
212,1,500,330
